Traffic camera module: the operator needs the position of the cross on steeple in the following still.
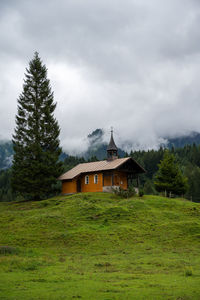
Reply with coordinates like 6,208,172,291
107,127,118,161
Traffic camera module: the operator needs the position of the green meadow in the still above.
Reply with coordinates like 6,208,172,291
0,193,200,299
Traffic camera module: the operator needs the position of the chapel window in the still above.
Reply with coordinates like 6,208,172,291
94,174,98,184
85,175,89,184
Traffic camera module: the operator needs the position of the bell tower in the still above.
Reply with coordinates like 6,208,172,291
107,128,118,161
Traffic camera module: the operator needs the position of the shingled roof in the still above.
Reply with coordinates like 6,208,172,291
107,130,118,151
58,157,145,180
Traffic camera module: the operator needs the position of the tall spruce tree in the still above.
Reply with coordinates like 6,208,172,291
12,52,63,200
154,151,188,196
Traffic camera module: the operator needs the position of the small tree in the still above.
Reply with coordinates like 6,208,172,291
12,52,63,200
154,151,188,197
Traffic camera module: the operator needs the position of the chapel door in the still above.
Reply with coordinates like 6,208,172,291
77,179,81,192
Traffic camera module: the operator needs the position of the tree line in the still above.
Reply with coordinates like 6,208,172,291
128,144,200,201
1,143,200,202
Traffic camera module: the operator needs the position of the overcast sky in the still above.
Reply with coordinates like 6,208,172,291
1,0,200,153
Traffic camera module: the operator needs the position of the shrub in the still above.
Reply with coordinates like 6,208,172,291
0,246,19,255
113,186,136,198
185,268,193,277
103,218,109,226
139,188,144,197
82,195,89,200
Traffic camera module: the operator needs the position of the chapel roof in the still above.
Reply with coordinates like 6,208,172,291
58,157,145,181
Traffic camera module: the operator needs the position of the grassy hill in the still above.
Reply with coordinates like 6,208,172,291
0,193,200,300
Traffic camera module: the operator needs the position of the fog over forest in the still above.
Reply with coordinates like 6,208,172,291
1,0,200,154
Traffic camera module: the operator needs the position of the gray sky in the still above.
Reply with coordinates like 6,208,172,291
1,0,200,153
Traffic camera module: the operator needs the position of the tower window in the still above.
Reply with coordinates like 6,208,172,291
94,174,98,184
85,175,89,184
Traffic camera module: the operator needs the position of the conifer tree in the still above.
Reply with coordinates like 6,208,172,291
154,151,188,196
11,52,63,200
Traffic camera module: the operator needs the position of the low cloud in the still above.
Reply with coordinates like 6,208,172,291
1,0,200,153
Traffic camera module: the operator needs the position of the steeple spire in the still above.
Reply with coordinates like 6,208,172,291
107,127,118,161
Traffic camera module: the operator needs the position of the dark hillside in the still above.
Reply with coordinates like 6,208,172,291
167,132,200,148
0,141,13,170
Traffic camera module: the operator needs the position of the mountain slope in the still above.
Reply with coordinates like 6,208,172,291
167,132,200,148
82,128,125,160
0,141,13,169
1,130,200,170
0,193,200,299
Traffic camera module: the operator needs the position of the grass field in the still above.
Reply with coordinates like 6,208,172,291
0,193,200,299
